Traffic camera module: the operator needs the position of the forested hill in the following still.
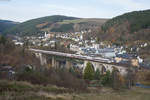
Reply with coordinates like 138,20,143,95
99,9,150,44
0,20,18,34
4,15,108,36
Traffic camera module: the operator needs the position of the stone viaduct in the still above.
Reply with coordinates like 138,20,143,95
31,49,128,76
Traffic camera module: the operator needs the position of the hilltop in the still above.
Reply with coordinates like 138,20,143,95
98,9,150,45
4,15,108,36
0,20,18,34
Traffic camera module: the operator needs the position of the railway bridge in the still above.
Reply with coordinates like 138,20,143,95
30,49,128,75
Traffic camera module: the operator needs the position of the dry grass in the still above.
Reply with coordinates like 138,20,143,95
72,87,150,100
0,80,150,100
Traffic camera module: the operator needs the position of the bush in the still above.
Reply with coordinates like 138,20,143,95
101,70,112,86
17,71,49,85
69,67,82,78
94,69,101,80
50,69,87,91
0,35,7,45
16,68,87,92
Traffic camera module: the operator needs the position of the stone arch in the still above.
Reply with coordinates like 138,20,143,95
101,65,106,75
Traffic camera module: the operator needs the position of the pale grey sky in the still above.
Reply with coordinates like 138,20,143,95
0,0,149,22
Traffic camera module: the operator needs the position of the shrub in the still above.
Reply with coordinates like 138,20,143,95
16,68,87,92
0,35,7,45
69,67,83,78
17,71,50,85
94,69,101,80
101,70,112,86
48,69,87,91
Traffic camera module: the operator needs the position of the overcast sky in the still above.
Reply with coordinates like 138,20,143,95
0,0,149,22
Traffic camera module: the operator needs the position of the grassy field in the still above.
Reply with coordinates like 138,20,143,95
0,80,150,100
58,18,108,24
74,87,150,100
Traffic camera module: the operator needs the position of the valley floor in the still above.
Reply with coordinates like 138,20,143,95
0,80,150,100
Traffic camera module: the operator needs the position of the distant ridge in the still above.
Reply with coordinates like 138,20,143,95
4,15,108,36
0,20,18,34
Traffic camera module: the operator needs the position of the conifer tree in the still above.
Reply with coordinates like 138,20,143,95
84,62,95,80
